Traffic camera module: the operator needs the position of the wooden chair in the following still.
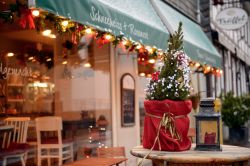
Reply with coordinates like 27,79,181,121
35,116,74,166
96,146,127,165
0,117,30,166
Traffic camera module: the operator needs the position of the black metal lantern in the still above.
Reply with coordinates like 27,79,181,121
195,98,222,151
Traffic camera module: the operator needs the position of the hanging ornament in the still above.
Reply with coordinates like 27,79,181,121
19,8,35,29
96,35,111,47
138,49,149,65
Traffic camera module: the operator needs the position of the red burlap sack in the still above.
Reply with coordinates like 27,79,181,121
143,99,192,151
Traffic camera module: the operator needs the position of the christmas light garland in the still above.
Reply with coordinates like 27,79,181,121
0,2,223,77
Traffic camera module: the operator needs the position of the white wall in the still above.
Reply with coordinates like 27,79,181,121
112,49,140,166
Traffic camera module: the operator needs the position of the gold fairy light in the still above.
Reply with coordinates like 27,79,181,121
146,46,153,53
28,57,34,61
139,72,146,77
7,52,14,57
195,62,200,68
84,62,91,68
148,59,156,64
62,61,68,65
61,20,69,27
32,9,40,17
122,40,128,46
85,28,93,34
136,44,142,50
42,29,52,36
104,34,113,41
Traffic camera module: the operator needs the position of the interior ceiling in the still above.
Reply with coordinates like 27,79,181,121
0,29,55,45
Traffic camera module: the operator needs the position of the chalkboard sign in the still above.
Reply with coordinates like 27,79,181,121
121,73,135,127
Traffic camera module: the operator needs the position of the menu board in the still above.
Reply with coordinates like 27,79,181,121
121,74,135,127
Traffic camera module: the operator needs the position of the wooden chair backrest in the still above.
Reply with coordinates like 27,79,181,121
97,147,126,158
35,116,63,146
2,117,30,149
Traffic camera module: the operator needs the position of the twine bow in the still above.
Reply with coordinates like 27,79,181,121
138,111,185,166
161,112,182,141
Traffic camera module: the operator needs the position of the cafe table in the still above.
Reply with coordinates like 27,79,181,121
131,144,250,166
65,157,127,166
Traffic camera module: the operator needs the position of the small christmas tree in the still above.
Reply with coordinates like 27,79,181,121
145,22,191,101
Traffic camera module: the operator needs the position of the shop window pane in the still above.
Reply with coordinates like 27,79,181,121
57,41,112,158
0,23,112,162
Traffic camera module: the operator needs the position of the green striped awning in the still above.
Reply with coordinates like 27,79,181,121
31,0,221,67
155,0,222,68
31,0,170,50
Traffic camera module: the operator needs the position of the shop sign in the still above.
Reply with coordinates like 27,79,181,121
0,62,32,79
216,8,248,30
90,6,149,40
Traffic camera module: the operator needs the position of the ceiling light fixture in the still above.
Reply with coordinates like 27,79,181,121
7,52,14,57
42,29,52,36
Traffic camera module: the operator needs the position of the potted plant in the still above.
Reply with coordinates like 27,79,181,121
221,92,250,144
143,23,192,151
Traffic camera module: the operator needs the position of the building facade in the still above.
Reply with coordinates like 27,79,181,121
163,0,250,143
1,0,249,166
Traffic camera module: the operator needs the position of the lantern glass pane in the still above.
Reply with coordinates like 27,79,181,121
197,120,218,144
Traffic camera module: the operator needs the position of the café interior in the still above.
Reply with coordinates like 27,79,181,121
0,6,117,165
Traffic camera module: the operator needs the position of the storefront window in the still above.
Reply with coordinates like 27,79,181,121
0,22,112,160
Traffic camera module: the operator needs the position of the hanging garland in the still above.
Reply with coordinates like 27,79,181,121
0,1,223,77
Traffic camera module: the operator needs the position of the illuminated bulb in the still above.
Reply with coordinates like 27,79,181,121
46,58,52,62
62,61,67,65
104,34,112,40
195,62,200,67
148,59,156,64
85,28,92,34
49,34,56,38
122,40,128,45
216,69,220,73
61,20,69,27
219,70,223,74
42,29,51,36
136,44,142,49
32,10,40,17
206,66,211,71
28,57,34,60
139,73,146,77
147,74,152,78
84,62,91,68
146,46,153,53
158,51,163,56
7,52,14,57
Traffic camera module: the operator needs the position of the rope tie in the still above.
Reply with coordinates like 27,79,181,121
138,111,186,166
